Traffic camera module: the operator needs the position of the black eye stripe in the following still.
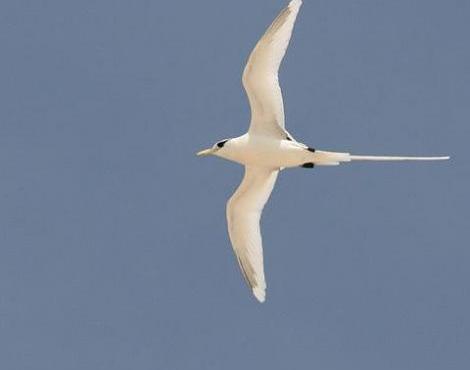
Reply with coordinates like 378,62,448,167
217,140,228,148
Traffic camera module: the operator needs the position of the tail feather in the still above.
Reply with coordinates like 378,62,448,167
349,155,450,161
312,150,449,165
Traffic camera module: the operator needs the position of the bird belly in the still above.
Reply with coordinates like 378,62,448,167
229,140,313,168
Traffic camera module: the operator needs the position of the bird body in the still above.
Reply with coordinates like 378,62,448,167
214,135,326,168
197,0,449,303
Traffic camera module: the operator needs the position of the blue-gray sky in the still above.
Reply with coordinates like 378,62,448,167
1,0,469,369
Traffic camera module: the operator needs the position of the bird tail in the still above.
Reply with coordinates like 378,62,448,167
312,150,449,165
349,154,450,161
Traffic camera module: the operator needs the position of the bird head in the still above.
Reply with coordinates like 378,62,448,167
196,139,230,157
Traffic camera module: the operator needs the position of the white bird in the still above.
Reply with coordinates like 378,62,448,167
197,0,449,303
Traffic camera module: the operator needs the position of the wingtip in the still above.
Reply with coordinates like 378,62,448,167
253,287,266,303
289,0,302,10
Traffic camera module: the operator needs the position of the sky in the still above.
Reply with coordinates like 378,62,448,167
0,0,469,369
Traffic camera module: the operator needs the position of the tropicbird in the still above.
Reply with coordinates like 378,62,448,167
197,0,449,303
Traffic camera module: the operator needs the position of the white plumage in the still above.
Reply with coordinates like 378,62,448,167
227,167,278,303
197,0,449,302
243,0,302,139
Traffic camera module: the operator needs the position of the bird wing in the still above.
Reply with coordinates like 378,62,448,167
242,0,302,139
226,166,279,302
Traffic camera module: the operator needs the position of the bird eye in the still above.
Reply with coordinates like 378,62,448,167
217,140,228,148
